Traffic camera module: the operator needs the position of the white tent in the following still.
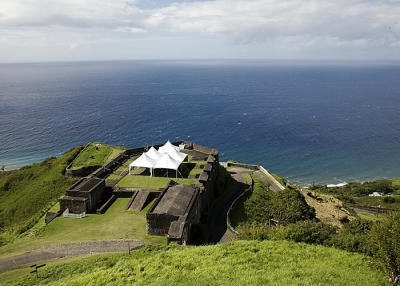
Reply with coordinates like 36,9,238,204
145,146,162,161
129,153,157,176
160,146,187,163
153,153,182,179
158,141,187,163
158,140,180,153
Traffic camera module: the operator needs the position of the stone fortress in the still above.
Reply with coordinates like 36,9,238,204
58,141,219,244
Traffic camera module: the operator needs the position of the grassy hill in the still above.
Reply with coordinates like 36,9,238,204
69,142,125,170
0,240,387,286
0,146,82,237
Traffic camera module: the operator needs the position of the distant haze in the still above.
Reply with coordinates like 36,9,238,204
1,0,400,62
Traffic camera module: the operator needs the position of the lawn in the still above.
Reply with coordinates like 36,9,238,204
116,175,197,190
70,142,125,170
0,240,387,286
0,198,166,259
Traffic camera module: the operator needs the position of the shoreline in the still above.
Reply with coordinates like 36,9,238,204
2,152,398,188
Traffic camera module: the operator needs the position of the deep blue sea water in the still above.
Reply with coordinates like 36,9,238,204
0,60,399,186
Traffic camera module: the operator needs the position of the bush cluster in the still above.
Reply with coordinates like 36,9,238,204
243,177,315,226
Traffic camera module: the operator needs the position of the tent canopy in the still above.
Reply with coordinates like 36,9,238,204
145,146,162,161
129,153,156,169
158,140,180,154
158,141,187,163
153,153,181,170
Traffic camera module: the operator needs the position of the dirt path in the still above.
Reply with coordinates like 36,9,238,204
0,239,144,271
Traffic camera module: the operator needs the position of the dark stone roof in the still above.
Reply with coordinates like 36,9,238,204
199,172,209,182
61,196,87,201
72,177,102,192
203,163,212,172
153,184,197,216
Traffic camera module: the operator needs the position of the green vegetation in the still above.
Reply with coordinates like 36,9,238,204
368,212,400,285
70,142,125,170
0,198,165,259
0,240,386,286
116,175,197,190
231,175,315,227
0,147,82,236
354,196,400,210
310,179,395,197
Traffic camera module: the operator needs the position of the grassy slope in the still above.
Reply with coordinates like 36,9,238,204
70,142,125,170
0,240,387,286
0,147,82,235
117,175,197,190
0,198,165,259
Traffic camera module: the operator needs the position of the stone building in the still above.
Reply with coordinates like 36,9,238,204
60,177,108,214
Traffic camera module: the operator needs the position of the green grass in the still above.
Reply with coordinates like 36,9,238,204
116,175,197,190
105,174,122,181
0,198,165,259
0,240,387,286
188,168,203,176
392,178,400,190
357,211,381,221
0,147,82,236
353,195,400,210
70,142,125,170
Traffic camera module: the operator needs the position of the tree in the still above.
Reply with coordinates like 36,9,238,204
0,165,5,171
368,212,400,285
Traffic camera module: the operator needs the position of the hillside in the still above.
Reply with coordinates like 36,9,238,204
0,146,82,237
0,240,386,286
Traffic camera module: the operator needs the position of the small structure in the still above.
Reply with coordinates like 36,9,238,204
60,177,107,214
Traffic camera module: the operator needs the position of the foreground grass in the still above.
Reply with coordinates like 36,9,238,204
70,142,125,170
0,240,387,286
0,147,82,236
117,175,197,190
0,199,165,259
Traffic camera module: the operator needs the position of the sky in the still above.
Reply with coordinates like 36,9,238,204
0,0,400,62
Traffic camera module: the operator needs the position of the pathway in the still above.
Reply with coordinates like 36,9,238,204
0,239,144,271
254,170,281,193
208,166,250,244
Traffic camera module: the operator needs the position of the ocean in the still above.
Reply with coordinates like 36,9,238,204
0,60,399,186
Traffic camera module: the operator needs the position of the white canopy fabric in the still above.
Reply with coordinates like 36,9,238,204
160,147,187,163
153,153,181,170
145,146,162,161
158,140,180,153
129,153,157,175
158,141,187,163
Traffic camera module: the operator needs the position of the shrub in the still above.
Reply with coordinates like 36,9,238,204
243,177,315,226
275,220,336,245
329,219,373,254
383,196,396,204
368,212,400,285
239,220,336,245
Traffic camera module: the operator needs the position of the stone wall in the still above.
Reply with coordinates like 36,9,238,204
60,196,87,214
